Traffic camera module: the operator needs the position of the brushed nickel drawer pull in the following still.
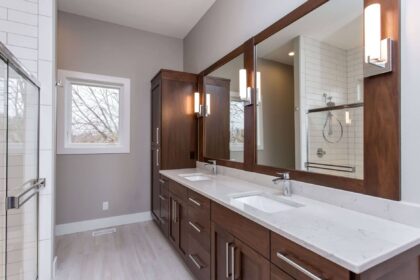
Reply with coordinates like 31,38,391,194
188,254,203,270
188,221,201,233
188,197,201,207
159,179,165,184
159,195,166,201
276,252,323,280
225,242,231,278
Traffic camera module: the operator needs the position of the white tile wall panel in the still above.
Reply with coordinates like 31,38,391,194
0,7,5,19
7,33,37,49
7,9,38,26
38,16,52,61
39,105,52,150
0,32,5,42
0,19,37,37
6,44,37,60
38,0,52,17
301,36,363,179
38,60,52,105
0,0,37,14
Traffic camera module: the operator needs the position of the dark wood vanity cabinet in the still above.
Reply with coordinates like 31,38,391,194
151,69,198,227
211,204,271,280
168,180,189,257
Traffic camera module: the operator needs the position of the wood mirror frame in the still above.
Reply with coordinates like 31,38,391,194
199,0,400,200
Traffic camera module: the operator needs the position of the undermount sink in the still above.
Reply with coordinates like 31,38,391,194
179,173,211,182
231,194,303,214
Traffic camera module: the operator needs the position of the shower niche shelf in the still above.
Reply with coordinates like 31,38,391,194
308,102,364,114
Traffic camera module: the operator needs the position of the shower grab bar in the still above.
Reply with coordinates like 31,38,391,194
305,162,355,173
7,178,46,209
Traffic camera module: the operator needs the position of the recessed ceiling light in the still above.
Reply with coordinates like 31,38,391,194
288,51,295,57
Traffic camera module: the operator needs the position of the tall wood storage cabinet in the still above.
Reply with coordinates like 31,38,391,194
151,69,198,227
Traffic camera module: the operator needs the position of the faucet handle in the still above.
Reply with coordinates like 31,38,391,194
276,172,290,180
207,160,216,164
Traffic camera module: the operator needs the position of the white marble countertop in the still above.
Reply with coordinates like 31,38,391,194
160,168,420,274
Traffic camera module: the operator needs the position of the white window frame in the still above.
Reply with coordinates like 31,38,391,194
57,70,130,154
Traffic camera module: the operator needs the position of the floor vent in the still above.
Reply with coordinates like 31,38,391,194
92,227,117,237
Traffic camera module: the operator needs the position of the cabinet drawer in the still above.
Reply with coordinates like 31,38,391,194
187,189,210,210
169,180,188,199
188,205,210,251
271,233,350,280
159,183,170,236
271,264,294,280
187,235,210,280
211,202,270,259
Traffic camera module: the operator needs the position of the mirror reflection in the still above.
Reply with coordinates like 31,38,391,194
204,54,245,162
256,0,364,179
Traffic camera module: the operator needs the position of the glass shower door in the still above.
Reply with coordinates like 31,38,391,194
4,64,41,279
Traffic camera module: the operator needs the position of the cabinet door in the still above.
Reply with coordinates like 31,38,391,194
179,198,188,256
151,149,160,222
159,178,170,236
233,238,270,280
271,264,295,280
151,83,161,146
169,196,180,247
212,223,235,280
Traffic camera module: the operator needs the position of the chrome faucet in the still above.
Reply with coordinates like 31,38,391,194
272,172,291,197
205,160,217,175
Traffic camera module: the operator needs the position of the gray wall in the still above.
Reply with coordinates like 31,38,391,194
257,59,295,169
56,12,183,224
183,0,306,73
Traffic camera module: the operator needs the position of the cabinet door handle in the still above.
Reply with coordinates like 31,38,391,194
188,221,201,233
174,201,178,223
159,195,166,201
231,245,236,280
156,149,160,167
159,179,165,184
156,127,159,145
225,242,231,278
188,254,203,270
276,252,323,280
172,200,176,223
188,197,201,207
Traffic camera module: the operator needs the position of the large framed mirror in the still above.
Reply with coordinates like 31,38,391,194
199,0,400,200
203,52,246,164
254,0,364,180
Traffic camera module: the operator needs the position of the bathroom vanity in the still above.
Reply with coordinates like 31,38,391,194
156,167,420,280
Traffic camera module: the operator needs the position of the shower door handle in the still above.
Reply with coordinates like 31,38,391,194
7,178,46,209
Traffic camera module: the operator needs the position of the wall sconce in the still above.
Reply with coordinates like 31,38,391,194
239,69,252,105
364,3,393,77
206,93,211,116
256,71,261,105
194,92,210,117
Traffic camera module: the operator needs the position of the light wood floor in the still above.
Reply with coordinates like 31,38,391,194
55,221,195,280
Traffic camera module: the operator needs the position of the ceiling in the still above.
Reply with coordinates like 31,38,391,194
58,0,216,39
258,0,363,65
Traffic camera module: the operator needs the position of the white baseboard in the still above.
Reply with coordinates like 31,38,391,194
55,211,152,236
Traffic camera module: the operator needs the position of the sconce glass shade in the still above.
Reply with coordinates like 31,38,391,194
206,93,211,116
256,71,261,105
194,92,200,113
364,3,381,63
239,69,247,101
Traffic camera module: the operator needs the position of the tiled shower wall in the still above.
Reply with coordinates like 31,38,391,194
300,36,363,179
0,0,56,279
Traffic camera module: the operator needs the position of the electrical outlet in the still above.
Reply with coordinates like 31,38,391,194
102,201,109,211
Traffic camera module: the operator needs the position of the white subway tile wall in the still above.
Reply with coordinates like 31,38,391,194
301,36,363,179
0,0,55,279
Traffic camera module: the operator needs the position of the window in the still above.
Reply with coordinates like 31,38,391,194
57,70,130,154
